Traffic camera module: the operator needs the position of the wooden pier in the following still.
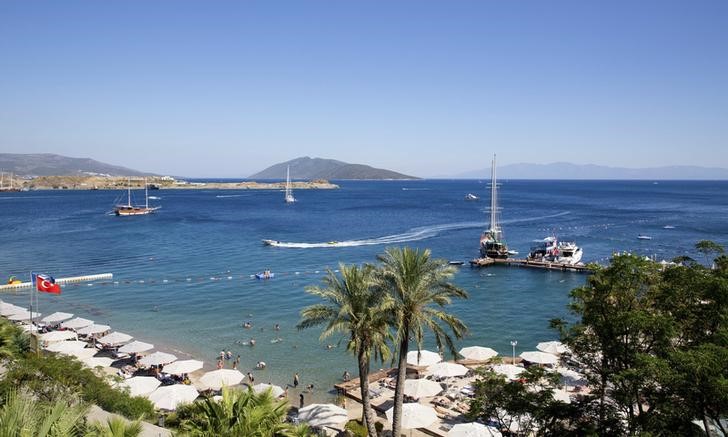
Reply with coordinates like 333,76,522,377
469,257,590,273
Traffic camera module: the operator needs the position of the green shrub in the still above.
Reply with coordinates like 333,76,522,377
344,419,368,437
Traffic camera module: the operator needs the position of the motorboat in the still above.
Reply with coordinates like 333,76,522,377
663,225,675,229
255,271,274,280
527,236,558,260
262,239,280,246
553,241,583,265
465,193,479,201
448,261,465,266
637,235,652,240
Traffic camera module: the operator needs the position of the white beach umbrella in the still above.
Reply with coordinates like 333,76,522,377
39,330,78,343
536,341,570,355
427,362,469,378
139,351,177,367
116,376,161,397
61,317,93,330
520,351,558,365
20,324,39,333
386,403,438,429
490,364,525,381
556,367,587,387
83,356,115,368
449,422,503,437
118,341,154,354
252,383,285,398
41,312,74,324
0,303,25,316
406,350,442,367
76,324,111,336
459,346,499,362
147,385,199,411
163,359,204,375
199,369,245,390
45,340,89,353
8,311,41,321
67,348,98,360
98,331,133,346
404,378,443,399
298,403,349,428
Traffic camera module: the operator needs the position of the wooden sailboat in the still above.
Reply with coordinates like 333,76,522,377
114,178,160,216
479,155,509,259
284,166,296,203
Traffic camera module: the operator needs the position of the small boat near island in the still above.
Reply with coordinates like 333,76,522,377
114,178,160,216
284,165,295,203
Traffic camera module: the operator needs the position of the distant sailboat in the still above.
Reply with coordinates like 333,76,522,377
284,166,296,203
479,155,509,259
0,171,21,192
114,178,160,216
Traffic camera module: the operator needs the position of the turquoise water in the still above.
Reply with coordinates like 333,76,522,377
1,180,726,400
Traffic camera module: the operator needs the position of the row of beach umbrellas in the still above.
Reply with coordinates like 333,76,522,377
407,341,569,369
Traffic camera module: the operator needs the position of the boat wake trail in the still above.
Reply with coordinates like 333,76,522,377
264,211,571,248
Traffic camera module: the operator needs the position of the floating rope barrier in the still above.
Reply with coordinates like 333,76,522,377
0,273,113,292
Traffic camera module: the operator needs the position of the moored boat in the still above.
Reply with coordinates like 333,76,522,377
553,241,583,265
527,236,558,261
114,178,160,216
479,155,510,259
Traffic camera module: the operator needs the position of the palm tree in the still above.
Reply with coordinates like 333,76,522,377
376,247,468,437
0,389,88,436
297,264,392,437
177,386,298,436
84,417,143,437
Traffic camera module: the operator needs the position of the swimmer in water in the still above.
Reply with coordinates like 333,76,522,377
274,324,280,331
250,339,256,346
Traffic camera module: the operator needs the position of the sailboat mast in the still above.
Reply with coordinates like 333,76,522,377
127,177,131,206
145,177,148,209
490,155,498,233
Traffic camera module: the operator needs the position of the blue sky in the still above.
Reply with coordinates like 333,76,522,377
1,1,727,177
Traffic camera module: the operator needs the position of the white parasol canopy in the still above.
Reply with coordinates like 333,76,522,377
61,317,94,330
459,346,499,362
41,312,74,324
147,385,199,411
76,324,111,336
556,367,587,386
163,359,204,375
404,378,443,399
427,362,469,378
553,389,572,404
490,364,525,381
199,369,245,390
8,311,41,321
386,403,438,429
520,351,559,365
116,376,161,397
67,348,98,360
39,330,78,343
298,403,349,428
98,331,133,346
406,350,442,367
536,341,570,355
139,351,177,367
45,340,89,353
252,383,285,398
118,341,154,354
449,422,503,437
83,356,115,368
0,303,25,316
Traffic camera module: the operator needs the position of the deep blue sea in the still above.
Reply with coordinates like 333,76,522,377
1,180,726,400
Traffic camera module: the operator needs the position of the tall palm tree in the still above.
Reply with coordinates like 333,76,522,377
297,264,392,437
177,386,297,436
376,247,468,437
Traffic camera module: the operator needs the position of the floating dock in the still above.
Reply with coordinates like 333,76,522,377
470,257,590,273
0,273,114,292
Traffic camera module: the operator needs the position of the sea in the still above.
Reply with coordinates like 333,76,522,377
1,179,726,401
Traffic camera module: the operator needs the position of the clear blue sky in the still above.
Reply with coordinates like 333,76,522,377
1,1,727,177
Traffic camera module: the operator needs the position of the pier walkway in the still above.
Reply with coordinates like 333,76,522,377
469,257,590,273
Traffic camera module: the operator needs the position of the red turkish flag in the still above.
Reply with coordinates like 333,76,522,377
34,274,61,294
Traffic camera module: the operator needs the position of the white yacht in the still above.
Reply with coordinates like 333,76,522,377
527,236,558,260
553,241,584,265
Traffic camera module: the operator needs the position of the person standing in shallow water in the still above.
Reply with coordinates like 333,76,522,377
299,393,304,408
293,372,299,388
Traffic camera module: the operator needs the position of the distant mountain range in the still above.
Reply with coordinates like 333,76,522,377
249,156,418,180
0,153,153,177
451,162,728,180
